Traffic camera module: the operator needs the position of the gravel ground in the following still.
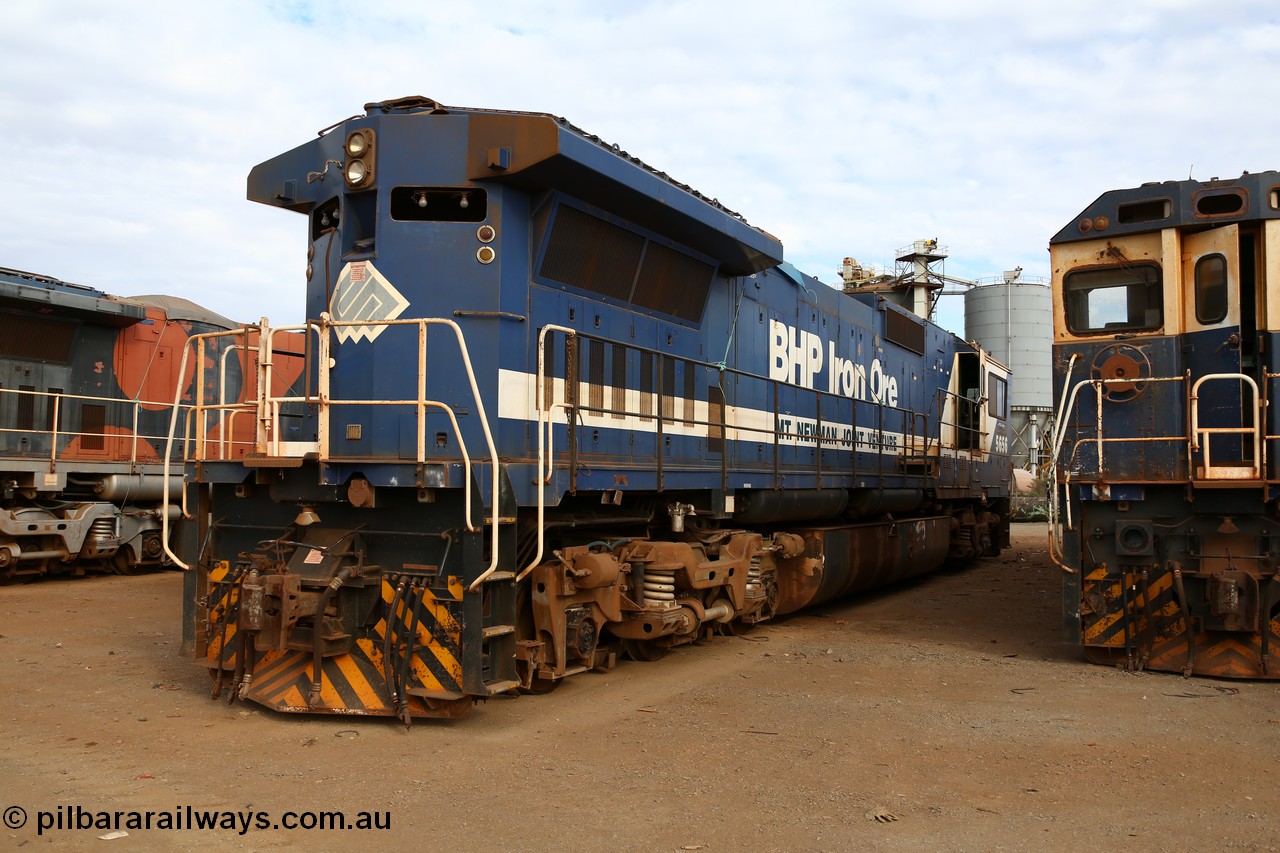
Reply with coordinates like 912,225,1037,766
1,522,1277,851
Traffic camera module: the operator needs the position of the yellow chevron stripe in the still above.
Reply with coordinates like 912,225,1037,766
420,585,463,632
377,580,465,690
379,579,464,684
206,626,239,665
253,651,311,697
371,607,438,693
280,685,307,708
1145,631,1280,679
336,646,385,709
315,663,345,709
1083,582,1125,643
418,596,463,686
1215,637,1259,657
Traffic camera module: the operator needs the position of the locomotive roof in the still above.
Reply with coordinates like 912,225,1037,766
124,294,238,330
252,97,785,276
367,97,785,275
1051,169,1280,245
0,266,147,327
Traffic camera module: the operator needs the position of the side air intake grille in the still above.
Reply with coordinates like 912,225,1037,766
634,242,714,323
539,204,715,323
540,206,644,302
884,308,925,354
0,314,76,362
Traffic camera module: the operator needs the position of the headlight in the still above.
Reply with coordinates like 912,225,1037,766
343,129,376,189
345,131,369,158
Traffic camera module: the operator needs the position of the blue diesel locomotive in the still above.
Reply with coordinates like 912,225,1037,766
1051,170,1280,678
174,97,1012,719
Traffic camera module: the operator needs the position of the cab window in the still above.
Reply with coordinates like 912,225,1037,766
1064,264,1162,334
987,373,1007,419
1194,254,1228,324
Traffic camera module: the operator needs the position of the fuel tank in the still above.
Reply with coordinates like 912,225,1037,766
774,516,951,614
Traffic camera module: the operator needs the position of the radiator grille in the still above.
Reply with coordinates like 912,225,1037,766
0,314,76,362
539,204,714,323
634,242,713,323
540,206,643,302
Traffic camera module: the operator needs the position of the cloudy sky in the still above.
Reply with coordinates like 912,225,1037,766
3,1,1278,333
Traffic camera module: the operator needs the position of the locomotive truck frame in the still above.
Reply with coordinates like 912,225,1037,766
168,97,1012,720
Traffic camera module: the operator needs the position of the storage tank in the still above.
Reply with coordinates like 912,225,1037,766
964,280,1052,473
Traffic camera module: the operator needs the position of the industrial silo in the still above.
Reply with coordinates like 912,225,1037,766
964,277,1052,474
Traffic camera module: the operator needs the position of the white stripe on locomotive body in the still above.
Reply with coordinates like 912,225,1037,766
496,369,908,454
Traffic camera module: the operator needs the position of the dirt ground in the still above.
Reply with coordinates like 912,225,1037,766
1,522,1277,852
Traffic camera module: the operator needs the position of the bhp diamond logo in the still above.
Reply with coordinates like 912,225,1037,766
330,261,410,343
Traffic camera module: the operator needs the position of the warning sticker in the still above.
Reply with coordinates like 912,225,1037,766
303,548,324,565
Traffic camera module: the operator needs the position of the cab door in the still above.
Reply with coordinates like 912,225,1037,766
1181,224,1259,479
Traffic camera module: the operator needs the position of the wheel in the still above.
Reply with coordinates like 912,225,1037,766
716,618,756,636
520,676,561,695
515,656,563,694
111,552,143,576
622,638,668,662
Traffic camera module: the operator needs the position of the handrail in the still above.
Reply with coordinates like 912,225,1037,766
166,316,503,583
518,324,576,582
1055,374,1188,476
516,325,993,579
1189,372,1263,477
1049,362,1280,571
162,323,289,568
1049,366,1278,579
0,386,190,466
162,331,201,569
310,315,501,590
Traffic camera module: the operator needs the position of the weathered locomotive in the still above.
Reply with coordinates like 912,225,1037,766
1051,170,1280,678
0,266,249,580
173,97,1012,719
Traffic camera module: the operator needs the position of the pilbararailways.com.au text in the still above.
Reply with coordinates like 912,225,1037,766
25,804,390,836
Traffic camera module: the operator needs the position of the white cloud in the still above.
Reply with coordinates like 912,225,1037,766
2,0,1278,332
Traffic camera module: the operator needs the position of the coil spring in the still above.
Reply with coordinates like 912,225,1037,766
89,517,116,542
746,557,765,601
643,567,677,605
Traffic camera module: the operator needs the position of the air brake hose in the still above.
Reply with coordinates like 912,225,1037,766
383,577,407,705
1261,573,1278,675
237,641,257,702
1137,569,1153,671
308,566,355,707
1171,563,1195,677
228,631,246,704
396,579,423,723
